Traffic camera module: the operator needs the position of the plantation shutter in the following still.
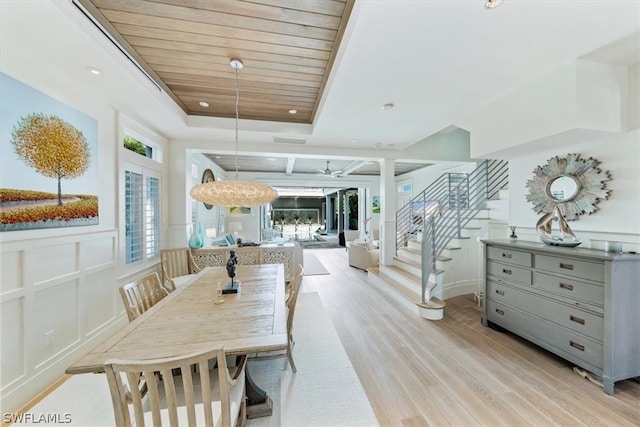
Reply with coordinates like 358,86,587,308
145,175,160,259
125,170,144,264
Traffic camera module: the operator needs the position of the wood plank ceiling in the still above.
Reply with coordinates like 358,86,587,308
76,0,355,124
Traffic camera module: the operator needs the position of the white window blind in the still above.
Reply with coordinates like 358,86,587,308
125,170,143,264
124,167,160,265
145,175,160,259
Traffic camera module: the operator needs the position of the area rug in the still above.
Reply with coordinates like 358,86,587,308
302,252,330,276
247,292,378,427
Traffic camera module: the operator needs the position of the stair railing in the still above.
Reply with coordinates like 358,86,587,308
394,160,509,304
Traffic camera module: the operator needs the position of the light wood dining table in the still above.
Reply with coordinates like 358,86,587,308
66,263,287,418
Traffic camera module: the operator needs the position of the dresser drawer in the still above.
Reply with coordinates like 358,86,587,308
487,261,532,285
487,300,604,371
487,281,603,341
487,246,532,267
535,254,604,282
533,272,604,308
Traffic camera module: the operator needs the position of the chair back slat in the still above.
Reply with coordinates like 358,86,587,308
199,360,214,425
160,370,178,426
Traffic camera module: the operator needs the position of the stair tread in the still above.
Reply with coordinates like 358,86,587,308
378,271,439,304
393,256,421,269
385,265,420,282
384,264,444,281
378,271,422,304
399,247,421,255
401,247,453,262
417,297,446,310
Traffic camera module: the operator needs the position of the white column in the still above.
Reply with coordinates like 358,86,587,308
358,187,367,240
166,145,192,247
379,159,396,265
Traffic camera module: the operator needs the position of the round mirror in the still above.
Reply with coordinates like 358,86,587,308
547,175,579,202
526,153,611,221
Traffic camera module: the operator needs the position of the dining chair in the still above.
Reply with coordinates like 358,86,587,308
104,345,247,427
160,247,201,292
250,264,303,372
119,272,169,322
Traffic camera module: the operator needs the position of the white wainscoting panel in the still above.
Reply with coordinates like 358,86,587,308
1,298,25,386
82,268,117,336
0,230,122,415
32,280,80,369
1,250,23,293
32,242,77,285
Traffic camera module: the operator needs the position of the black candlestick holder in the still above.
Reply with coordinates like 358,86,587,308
509,226,518,239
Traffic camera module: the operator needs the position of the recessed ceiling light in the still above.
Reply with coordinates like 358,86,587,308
382,103,394,110
86,67,101,75
288,109,297,114
266,158,277,162
215,156,221,159
199,101,210,107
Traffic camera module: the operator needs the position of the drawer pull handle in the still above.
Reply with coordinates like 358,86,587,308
560,263,574,270
570,315,585,325
502,253,512,259
502,268,512,275
559,282,574,291
495,289,505,296
570,340,585,351
495,308,504,315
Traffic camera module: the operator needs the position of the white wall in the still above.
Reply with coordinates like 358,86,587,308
508,129,640,251
462,58,640,251
395,161,478,197
463,60,627,159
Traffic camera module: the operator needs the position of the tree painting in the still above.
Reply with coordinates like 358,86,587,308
11,113,90,206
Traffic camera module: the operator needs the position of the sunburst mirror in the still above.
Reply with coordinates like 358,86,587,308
526,153,611,221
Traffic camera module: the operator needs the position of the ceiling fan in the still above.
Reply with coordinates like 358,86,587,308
316,161,342,178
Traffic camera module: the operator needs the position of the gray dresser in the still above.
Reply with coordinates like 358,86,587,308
481,239,640,394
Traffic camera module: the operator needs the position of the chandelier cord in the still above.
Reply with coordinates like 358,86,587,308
234,64,240,180
189,57,277,207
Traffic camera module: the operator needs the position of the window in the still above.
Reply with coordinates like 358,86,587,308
397,179,413,209
123,136,153,158
120,128,163,270
124,166,160,264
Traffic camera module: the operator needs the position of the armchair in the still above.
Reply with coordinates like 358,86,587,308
342,230,360,251
348,241,379,271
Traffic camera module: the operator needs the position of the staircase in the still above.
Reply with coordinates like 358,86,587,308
370,160,509,320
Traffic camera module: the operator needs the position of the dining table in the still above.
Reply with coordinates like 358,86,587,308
66,263,288,419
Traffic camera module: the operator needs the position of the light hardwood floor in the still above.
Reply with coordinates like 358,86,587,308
302,248,640,427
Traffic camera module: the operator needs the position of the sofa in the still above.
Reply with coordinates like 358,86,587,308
348,241,380,271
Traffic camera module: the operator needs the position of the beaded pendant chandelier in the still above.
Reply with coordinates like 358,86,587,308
190,59,278,207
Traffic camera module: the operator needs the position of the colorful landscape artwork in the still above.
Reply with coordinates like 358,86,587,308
0,72,99,231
